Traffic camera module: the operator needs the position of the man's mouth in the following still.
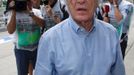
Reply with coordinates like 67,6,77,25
77,8,87,11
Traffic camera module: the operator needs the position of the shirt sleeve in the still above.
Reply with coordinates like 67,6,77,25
34,32,55,75
118,4,132,25
33,8,44,19
111,33,126,75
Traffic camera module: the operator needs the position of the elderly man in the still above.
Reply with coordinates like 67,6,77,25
35,0,125,75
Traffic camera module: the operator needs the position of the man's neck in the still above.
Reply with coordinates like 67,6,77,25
77,20,94,32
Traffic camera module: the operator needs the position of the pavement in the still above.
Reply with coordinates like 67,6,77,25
0,31,16,75
0,1,134,75
124,13,134,74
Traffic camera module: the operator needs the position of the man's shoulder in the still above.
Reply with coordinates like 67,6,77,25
50,18,68,30
95,19,117,32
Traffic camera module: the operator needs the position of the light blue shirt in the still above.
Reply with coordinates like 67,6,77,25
35,17,125,75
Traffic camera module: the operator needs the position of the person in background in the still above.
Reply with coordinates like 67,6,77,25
6,0,44,75
40,0,69,32
120,0,133,59
28,0,42,75
103,0,134,59
103,0,123,38
34,0,125,75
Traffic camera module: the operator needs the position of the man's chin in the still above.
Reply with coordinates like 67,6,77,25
74,19,90,25
75,17,89,22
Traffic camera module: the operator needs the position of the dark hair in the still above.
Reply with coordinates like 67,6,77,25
15,0,27,12
42,0,57,8
43,0,49,5
4,0,30,13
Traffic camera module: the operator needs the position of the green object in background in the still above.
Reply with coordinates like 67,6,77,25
17,30,41,47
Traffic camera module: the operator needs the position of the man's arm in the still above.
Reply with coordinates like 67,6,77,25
104,8,123,23
7,10,16,34
35,33,55,75
27,3,45,28
45,5,62,23
29,13,45,27
113,0,123,23
114,6,123,22
111,33,126,75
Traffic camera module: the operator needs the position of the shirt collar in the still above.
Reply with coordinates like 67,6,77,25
69,16,96,34
69,16,80,33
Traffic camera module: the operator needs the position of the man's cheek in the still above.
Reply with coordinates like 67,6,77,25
69,0,76,4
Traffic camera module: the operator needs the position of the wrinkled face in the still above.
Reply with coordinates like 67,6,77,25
66,0,97,23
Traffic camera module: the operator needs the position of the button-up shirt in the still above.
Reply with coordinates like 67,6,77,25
35,17,125,75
